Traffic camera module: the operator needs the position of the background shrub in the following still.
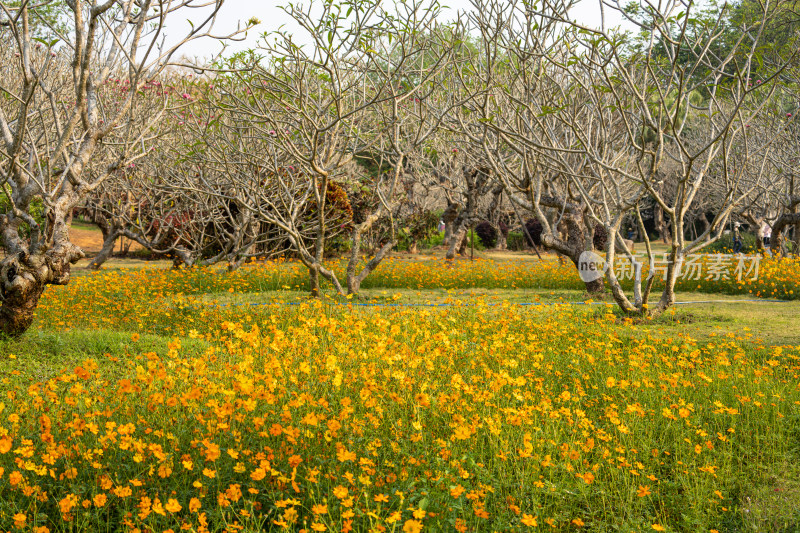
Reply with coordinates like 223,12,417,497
475,221,497,249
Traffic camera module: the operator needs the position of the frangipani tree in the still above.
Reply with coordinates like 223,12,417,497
462,0,797,313
0,0,249,336
187,0,462,296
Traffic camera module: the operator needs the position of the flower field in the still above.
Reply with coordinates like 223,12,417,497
1,259,799,532
38,254,800,332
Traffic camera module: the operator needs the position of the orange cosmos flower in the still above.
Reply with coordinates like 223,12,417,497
165,499,182,513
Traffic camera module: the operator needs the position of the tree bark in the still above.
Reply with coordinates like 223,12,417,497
346,239,395,295
442,202,459,246
539,211,605,296
652,250,682,316
446,225,468,260
565,253,605,295
345,210,396,295
309,266,320,298
771,213,800,256
0,245,85,338
87,228,120,270
654,205,672,245
495,229,507,250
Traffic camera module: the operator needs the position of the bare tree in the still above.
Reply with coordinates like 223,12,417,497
171,0,463,296
341,6,463,294
456,0,606,293
766,68,800,255
462,0,797,311
90,78,274,270
0,0,248,336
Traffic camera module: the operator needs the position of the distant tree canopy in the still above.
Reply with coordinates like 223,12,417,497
627,0,799,88
0,0,69,39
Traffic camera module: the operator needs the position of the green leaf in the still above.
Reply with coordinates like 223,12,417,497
33,37,53,47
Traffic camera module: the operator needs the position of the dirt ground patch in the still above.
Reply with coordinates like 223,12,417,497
69,223,142,256
69,226,104,254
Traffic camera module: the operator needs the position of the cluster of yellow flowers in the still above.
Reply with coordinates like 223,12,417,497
34,254,800,335
3,275,799,531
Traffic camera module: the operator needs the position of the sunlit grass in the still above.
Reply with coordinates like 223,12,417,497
0,258,798,532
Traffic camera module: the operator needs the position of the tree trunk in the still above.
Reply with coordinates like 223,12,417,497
442,203,459,246
654,205,672,245
0,245,84,338
309,266,320,298
495,230,507,250
347,239,395,295
652,251,682,316
539,212,605,296
567,254,605,295
446,225,468,260
0,268,48,338
584,275,604,295
226,242,255,272
346,211,396,295
794,224,800,256
771,213,800,256
458,229,469,256
88,229,120,269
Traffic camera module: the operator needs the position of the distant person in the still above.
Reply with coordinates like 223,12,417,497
627,227,635,241
733,222,743,253
438,220,446,233
763,222,771,247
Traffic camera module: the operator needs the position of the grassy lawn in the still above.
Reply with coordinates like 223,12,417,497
196,286,800,346
0,258,797,532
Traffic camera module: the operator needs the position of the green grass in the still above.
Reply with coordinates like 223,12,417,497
69,219,102,232
194,287,800,346
1,259,798,532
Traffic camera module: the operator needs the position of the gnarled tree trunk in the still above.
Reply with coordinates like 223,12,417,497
442,202,459,248
0,244,85,338
771,213,800,256
495,229,507,250
446,225,469,260
88,227,120,270
540,210,605,296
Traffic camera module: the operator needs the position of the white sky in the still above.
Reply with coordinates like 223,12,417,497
170,0,627,61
